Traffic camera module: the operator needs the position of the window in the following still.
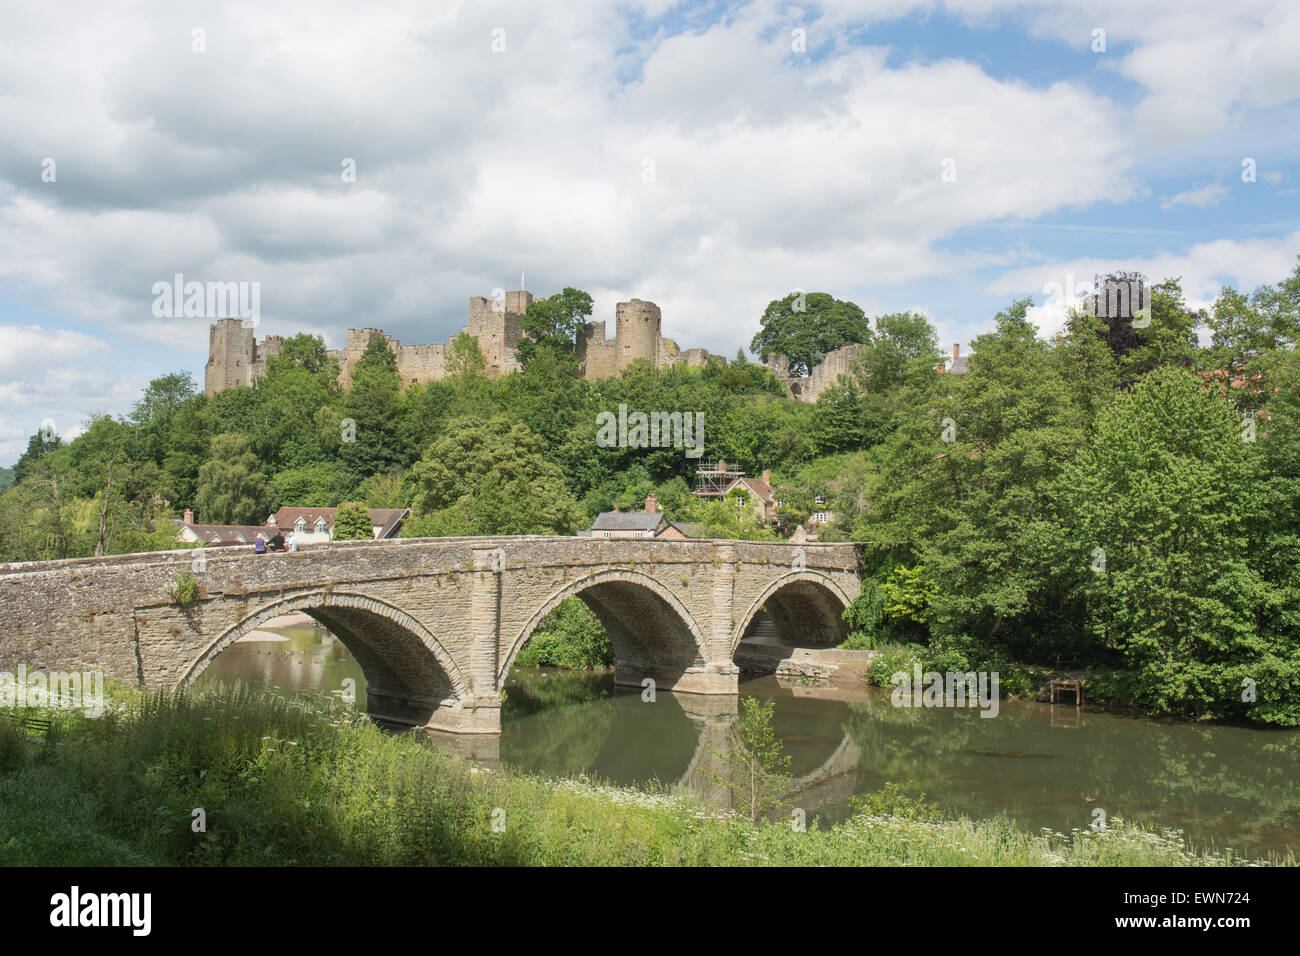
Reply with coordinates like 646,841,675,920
314,518,327,533
295,518,306,533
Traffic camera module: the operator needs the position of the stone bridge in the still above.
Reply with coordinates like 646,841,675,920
0,536,861,734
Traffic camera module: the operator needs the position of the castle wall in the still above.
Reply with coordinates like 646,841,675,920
577,321,619,379
206,290,720,394
772,343,868,403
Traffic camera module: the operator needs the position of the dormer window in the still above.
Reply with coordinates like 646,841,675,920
314,518,327,533
295,518,306,533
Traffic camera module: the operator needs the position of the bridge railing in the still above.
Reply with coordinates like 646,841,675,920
0,534,860,578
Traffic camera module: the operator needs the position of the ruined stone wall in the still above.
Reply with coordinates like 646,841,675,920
396,342,447,385
773,342,868,403
577,321,619,379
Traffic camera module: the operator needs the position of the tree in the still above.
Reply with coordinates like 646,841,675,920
194,433,275,525
340,339,405,480
858,311,942,394
446,331,487,380
712,697,792,823
131,372,197,466
272,463,349,506
268,333,341,387
407,415,585,535
332,501,373,540
517,287,594,365
1062,367,1291,722
749,292,871,376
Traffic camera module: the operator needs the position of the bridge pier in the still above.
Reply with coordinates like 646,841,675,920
423,699,502,735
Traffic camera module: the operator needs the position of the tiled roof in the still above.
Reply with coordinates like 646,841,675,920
272,506,410,538
724,476,775,503
591,511,665,532
185,524,274,545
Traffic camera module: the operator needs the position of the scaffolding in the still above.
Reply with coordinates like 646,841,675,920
693,459,745,498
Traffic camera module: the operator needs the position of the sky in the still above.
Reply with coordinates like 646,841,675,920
1,0,1298,465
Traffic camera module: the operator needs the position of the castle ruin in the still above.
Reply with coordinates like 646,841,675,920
204,290,723,395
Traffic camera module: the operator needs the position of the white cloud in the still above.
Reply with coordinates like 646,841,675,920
1159,183,1228,210
990,230,1300,340
0,325,145,463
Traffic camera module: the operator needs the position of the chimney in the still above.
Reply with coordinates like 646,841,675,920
645,493,657,513
718,459,727,472
953,343,960,361
183,508,193,526
762,468,771,485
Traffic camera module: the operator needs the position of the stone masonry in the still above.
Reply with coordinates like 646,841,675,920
0,536,860,735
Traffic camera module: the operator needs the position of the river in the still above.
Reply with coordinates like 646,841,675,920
195,615,1300,858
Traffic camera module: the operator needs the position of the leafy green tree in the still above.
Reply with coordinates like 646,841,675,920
268,333,341,388
408,415,585,535
517,287,594,365
131,372,197,466
712,697,792,823
272,463,349,506
858,311,942,394
446,331,487,380
331,501,374,540
340,339,405,479
1063,367,1291,722
194,433,275,525
750,291,871,376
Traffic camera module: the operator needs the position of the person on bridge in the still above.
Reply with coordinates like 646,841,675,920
254,535,267,555
269,530,286,552
287,530,298,552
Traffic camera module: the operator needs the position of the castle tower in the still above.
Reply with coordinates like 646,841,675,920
204,318,257,395
615,299,661,372
466,290,531,375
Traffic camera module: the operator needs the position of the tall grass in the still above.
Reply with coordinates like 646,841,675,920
0,687,1287,867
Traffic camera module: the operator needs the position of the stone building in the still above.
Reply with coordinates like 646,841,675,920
204,320,284,394
204,290,722,395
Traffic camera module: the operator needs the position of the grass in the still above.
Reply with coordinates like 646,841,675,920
0,686,1286,867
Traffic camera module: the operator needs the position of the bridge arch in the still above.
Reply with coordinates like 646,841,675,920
501,569,710,692
733,570,855,651
181,590,470,726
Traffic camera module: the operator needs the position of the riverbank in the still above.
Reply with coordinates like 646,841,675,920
0,688,1284,867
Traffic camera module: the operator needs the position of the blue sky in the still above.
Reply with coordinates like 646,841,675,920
0,0,1297,464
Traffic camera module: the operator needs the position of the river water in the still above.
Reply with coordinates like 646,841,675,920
196,617,1300,858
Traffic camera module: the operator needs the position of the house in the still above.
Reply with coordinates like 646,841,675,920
175,506,409,548
587,494,671,539
692,460,778,524
175,510,271,548
939,343,969,374
269,506,409,544
658,521,703,539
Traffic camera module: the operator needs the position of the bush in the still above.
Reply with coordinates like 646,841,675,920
170,570,199,607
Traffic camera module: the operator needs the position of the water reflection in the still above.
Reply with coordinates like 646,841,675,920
199,618,1300,857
